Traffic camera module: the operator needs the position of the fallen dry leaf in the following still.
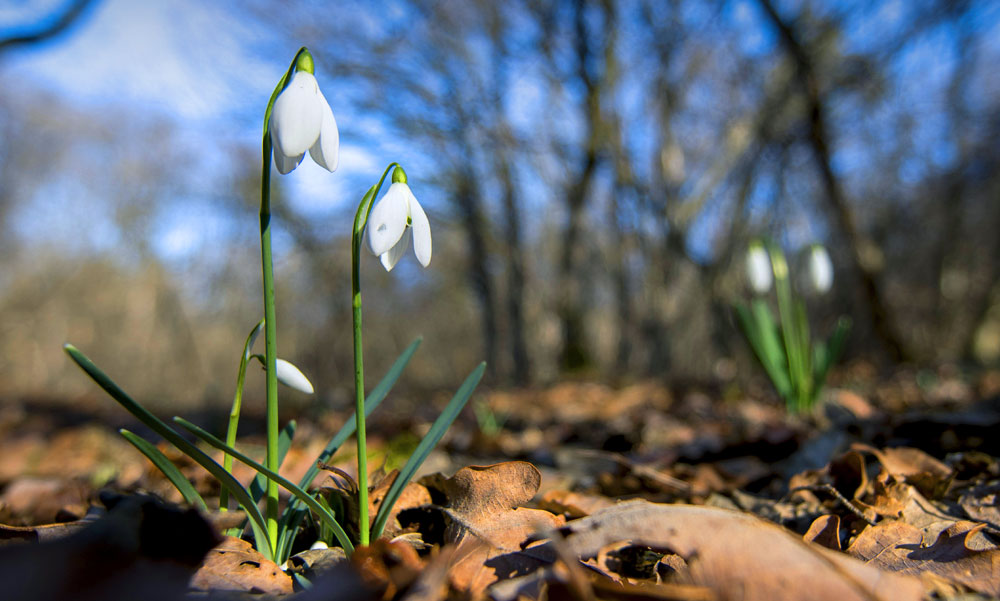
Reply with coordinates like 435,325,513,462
847,519,1000,596
789,448,869,506
352,539,424,600
802,514,841,550
440,462,562,547
959,483,1000,531
555,500,923,601
539,489,616,519
190,536,292,595
0,477,90,524
369,469,433,538
0,511,99,544
0,494,218,601
852,443,952,498
860,472,969,542
436,462,563,595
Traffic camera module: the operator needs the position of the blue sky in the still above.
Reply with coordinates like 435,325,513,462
2,0,404,263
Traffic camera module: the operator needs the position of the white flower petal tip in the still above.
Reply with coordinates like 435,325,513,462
809,246,834,294
365,181,432,271
269,70,338,174
275,358,314,394
308,96,339,172
310,540,329,550
746,243,773,294
409,190,432,267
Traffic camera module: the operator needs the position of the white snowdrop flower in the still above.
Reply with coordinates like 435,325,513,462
269,64,339,174
809,244,834,294
365,166,431,271
275,358,314,394
310,540,329,550
746,241,773,294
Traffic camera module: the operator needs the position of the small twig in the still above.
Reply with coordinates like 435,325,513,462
786,484,876,526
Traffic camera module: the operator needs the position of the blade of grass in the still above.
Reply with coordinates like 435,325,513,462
120,429,207,511
174,416,355,555
63,344,273,561
371,362,485,540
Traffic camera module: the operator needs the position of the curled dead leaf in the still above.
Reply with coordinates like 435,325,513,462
190,536,292,595
802,514,841,550
852,443,952,498
437,462,563,595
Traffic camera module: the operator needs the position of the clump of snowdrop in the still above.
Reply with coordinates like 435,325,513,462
735,239,850,413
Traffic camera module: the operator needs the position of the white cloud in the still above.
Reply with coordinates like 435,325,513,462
7,0,276,122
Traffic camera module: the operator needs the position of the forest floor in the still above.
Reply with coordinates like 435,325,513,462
1,362,999,600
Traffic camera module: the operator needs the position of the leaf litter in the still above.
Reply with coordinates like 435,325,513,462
2,374,1000,599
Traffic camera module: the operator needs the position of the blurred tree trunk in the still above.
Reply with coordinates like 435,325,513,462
556,0,606,372
497,156,531,383
453,168,500,379
759,0,908,361
486,9,531,385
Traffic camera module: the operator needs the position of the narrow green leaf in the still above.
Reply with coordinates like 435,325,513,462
63,344,273,561
793,298,814,410
222,319,265,512
747,301,792,397
371,362,485,540
299,336,422,491
173,417,355,555
250,420,297,504
269,336,421,560
814,316,851,388
291,572,313,590
120,429,207,511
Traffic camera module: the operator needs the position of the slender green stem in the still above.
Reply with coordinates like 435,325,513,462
236,44,303,554
351,266,368,545
350,163,398,546
221,319,264,512
260,134,280,553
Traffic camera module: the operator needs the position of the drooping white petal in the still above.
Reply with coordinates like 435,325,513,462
270,71,323,158
380,230,410,272
809,246,834,294
746,244,772,294
308,92,339,172
366,183,409,256
272,141,304,174
275,358,314,394
407,190,432,267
